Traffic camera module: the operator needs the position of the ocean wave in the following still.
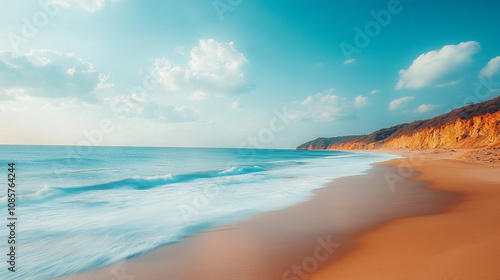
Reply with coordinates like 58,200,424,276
0,184,56,203
2,159,322,205
218,165,266,175
0,147,398,280
12,160,306,204
48,164,276,196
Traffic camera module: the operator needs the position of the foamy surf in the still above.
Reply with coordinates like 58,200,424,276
0,146,397,280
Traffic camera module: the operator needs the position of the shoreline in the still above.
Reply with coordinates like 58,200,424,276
58,151,463,280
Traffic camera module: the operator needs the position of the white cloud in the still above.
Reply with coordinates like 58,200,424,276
231,100,240,109
479,56,500,78
201,120,217,126
324,88,335,94
355,95,368,107
369,89,380,94
174,46,187,56
188,90,207,101
0,50,106,102
31,56,51,66
343,58,357,64
414,104,439,113
395,41,480,89
97,73,114,89
152,39,254,96
189,39,246,73
436,79,461,87
290,89,360,122
389,96,414,111
105,93,196,122
302,96,313,105
152,59,191,91
51,0,112,12
0,88,26,100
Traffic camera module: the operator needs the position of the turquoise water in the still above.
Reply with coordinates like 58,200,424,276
0,145,396,279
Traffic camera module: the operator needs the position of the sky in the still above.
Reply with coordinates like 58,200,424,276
0,0,499,149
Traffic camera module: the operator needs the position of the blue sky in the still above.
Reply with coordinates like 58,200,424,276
0,0,499,148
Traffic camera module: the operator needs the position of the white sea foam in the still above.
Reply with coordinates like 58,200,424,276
0,146,397,280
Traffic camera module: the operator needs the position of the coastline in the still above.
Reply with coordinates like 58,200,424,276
59,151,500,280
58,151,466,280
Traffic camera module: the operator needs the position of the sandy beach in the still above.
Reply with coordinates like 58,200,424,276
58,150,500,280
311,150,500,280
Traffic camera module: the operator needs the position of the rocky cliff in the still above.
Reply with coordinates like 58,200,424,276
297,95,500,150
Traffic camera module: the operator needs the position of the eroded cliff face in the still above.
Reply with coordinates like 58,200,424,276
381,112,500,149
297,96,500,151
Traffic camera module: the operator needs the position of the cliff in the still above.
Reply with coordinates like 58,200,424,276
297,95,500,150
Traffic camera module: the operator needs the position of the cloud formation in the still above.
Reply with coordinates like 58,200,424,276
388,96,414,111
395,41,480,90
355,95,368,107
414,104,439,113
51,0,113,12
290,89,366,122
479,56,500,78
152,39,254,96
188,90,207,101
0,50,108,102
105,93,196,122
0,88,26,101
343,58,356,64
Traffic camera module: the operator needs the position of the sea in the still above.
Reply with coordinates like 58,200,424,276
0,145,397,280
